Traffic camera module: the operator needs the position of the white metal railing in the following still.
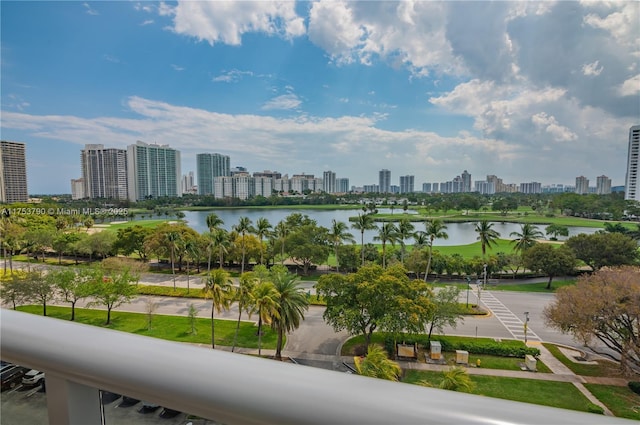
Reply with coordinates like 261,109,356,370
0,309,632,425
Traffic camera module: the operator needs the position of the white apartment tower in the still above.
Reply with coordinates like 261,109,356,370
0,141,28,203
596,175,611,195
399,175,414,194
323,171,336,193
625,125,640,201
81,144,128,200
127,141,181,201
575,176,589,195
379,169,391,193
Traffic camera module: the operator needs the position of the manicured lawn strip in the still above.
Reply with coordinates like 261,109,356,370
584,384,640,420
16,305,277,349
432,239,520,258
429,352,551,373
490,279,576,292
403,370,596,413
542,343,623,377
103,219,172,232
180,205,364,211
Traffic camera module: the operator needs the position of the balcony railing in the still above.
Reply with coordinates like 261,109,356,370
1,309,631,424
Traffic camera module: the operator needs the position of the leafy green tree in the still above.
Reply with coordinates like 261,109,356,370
0,272,28,309
211,228,231,270
475,220,500,258
544,224,569,241
424,285,464,340
49,268,96,320
374,222,399,268
206,213,224,233
565,232,638,271
233,217,254,274
21,271,55,316
335,244,360,273
397,218,415,264
270,266,309,360
351,213,377,266
254,217,272,265
252,280,279,356
354,345,401,381
523,244,576,289
328,219,355,272
203,269,234,349
166,230,182,289
114,225,153,260
510,223,543,256
285,223,330,275
421,219,448,281
88,267,138,325
273,220,290,264
232,271,257,352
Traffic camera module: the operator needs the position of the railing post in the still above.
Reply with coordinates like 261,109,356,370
46,374,104,425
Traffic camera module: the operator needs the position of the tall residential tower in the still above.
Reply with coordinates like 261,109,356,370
0,141,28,203
625,125,640,201
127,141,181,201
80,144,128,200
197,153,230,196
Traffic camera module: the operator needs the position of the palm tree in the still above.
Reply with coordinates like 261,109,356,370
166,231,182,289
232,272,256,352
211,228,230,269
397,218,415,264
271,271,309,360
205,213,224,272
352,213,377,266
183,238,198,294
203,269,234,349
274,221,289,265
510,223,543,255
475,220,500,258
251,281,279,356
234,217,254,274
328,219,355,272
254,218,272,265
354,345,401,381
374,222,398,268
423,219,448,281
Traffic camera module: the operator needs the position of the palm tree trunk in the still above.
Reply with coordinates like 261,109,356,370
171,247,176,290
258,316,263,356
275,324,284,360
361,231,365,266
241,235,246,274
424,243,433,282
211,304,216,349
207,249,212,273
232,306,243,353
335,246,340,273
382,242,386,268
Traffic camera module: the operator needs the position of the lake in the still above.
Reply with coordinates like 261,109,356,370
180,209,599,245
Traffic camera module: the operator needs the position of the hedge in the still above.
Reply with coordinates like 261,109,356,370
384,335,540,358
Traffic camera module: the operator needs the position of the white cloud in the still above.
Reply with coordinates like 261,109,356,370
583,2,640,52
171,64,185,72
618,74,640,96
531,112,578,142
103,54,120,63
262,94,302,110
83,2,98,15
582,60,603,76
165,1,305,46
212,69,254,83
140,19,154,26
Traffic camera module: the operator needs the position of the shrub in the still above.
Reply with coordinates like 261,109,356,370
629,381,640,395
383,335,540,358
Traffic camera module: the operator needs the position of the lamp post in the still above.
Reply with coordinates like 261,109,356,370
483,263,487,288
524,311,530,344
465,276,471,308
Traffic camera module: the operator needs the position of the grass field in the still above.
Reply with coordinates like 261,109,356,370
16,305,278,349
403,370,598,413
542,343,624,377
489,279,576,292
584,384,640,420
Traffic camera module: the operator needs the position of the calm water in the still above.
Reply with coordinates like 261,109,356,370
180,209,598,245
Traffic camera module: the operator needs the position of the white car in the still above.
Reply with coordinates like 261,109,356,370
22,369,45,386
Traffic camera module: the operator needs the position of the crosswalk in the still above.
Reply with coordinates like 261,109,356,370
478,288,541,342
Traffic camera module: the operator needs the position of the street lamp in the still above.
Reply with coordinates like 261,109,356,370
483,263,487,288
465,276,471,308
524,311,530,344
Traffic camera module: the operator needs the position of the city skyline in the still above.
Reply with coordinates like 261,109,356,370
1,1,638,194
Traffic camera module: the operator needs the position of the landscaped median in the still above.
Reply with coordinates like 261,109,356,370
15,305,278,349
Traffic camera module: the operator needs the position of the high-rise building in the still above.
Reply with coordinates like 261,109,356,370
432,182,439,193
596,175,612,195
475,180,495,195
379,169,391,193
336,178,349,193
422,182,432,193
182,171,195,194
519,182,542,194
625,125,640,201
575,176,589,195
0,141,28,203
323,171,336,193
127,141,181,201
399,175,414,194
461,170,471,192
81,144,128,200
71,178,85,200
197,153,230,196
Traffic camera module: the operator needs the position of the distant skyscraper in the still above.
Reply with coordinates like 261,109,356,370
432,182,439,193
323,171,336,193
197,153,230,196
625,125,640,201
336,178,349,193
379,169,391,193
422,182,432,193
0,141,28,203
182,171,195,194
399,175,414,194
127,141,181,201
81,144,128,200
575,176,589,195
519,182,542,194
71,178,85,200
596,175,611,195
461,170,471,192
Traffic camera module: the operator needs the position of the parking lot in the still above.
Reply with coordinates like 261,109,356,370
1,380,223,425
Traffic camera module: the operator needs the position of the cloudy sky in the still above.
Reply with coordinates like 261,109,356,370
1,1,638,194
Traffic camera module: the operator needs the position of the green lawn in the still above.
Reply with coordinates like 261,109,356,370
102,219,171,232
16,305,277,349
542,343,624,377
403,370,598,413
490,279,576,293
429,352,552,373
584,384,640,420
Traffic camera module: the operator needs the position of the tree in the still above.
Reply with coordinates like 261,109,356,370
422,219,448,281
565,232,638,271
397,218,415,264
21,271,55,316
545,224,569,241
351,213,377,266
88,267,138,325
474,220,500,258
523,244,576,289
273,221,289,265
114,225,153,260
254,217,272,265
206,213,224,233
544,266,640,375
0,272,28,309
374,222,399,268
354,345,401,381
510,223,543,256
49,267,95,320
233,217,254,274
437,367,475,392
203,269,234,349
232,271,256,352
328,219,355,272
424,285,464,340
166,230,182,289
269,266,309,360
211,228,231,270
251,280,279,356
285,223,330,275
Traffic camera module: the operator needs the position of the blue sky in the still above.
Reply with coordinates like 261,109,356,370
1,1,638,194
